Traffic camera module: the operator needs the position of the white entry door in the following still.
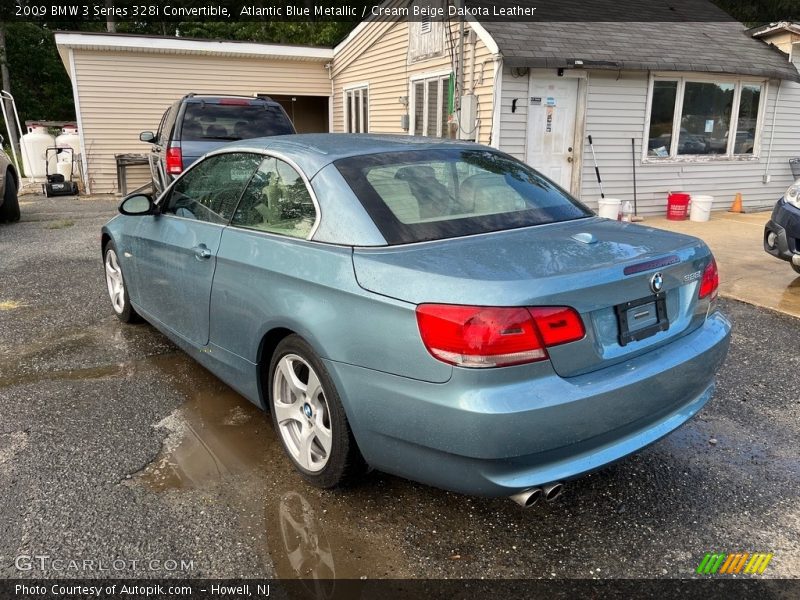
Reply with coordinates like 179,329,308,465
526,76,579,190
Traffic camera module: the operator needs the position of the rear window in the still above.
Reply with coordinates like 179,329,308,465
334,149,592,244
181,102,294,141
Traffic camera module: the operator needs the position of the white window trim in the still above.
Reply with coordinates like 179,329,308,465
408,70,452,137
343,83,369,134
641,72,769,163
791,42,800,65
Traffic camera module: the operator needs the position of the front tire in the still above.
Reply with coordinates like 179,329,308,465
0,172,20,223
268,335,366,488
103,241,140,323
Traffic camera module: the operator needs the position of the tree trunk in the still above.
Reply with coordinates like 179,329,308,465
0,22,20,154
105,0,116,33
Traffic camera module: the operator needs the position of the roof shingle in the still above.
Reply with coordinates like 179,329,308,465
469,0,800,82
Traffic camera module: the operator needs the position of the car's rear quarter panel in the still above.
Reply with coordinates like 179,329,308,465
209,227,452,387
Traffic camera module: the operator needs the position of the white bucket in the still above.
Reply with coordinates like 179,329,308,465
690,195,714,222
597,198,622,220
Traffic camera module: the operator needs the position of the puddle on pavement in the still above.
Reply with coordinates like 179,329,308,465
0,316,175,382
136,371,267,491
0,362,137,390
135,356,411,580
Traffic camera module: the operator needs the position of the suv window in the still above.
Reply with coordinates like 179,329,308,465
158,102,179,145
155,109,169,145
162,152,262,224
232,156,316,239
181,102,294,141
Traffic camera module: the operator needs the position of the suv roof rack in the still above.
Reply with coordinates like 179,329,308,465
181,93,275,102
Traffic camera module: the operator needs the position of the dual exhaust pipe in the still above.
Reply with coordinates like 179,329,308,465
509,482,564,508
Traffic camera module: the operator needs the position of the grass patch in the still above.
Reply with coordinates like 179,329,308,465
44,219,75,230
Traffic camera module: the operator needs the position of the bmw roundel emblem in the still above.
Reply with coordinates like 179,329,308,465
650,272,664,293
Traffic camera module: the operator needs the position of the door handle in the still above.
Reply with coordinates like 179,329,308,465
567,156,574,163
193,244,213,260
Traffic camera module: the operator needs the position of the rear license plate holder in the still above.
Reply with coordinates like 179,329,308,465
615,292,668,346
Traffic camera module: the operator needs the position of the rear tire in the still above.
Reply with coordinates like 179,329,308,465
0,172,20,223
268,335,367,488
103,241,141,323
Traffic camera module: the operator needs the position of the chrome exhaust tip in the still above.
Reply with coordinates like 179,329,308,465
542,482,564,502
510,487,542,508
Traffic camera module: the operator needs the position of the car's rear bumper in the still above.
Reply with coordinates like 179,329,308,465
324,311,731,497
764,198,800,262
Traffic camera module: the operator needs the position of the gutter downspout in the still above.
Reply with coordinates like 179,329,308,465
457,0,465,112
325,62,334,133
489,55,503,148
68,48,91,194
764,79,782,183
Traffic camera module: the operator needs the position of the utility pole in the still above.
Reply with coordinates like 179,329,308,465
0,21,19,153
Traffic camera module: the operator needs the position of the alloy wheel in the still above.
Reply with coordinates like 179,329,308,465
104,249,125,314
273,354,333,472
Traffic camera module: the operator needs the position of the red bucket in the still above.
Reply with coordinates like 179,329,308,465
667,192,690,221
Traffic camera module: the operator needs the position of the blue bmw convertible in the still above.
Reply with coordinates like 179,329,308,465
102,134,730,506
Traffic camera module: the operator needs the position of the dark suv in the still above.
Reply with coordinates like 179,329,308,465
139,94,295,196
764,180,800,275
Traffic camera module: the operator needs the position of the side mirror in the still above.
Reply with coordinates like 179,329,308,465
139,131,156,143
119,193,157,216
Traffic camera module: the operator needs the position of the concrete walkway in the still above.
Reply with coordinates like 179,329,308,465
646,211,800,319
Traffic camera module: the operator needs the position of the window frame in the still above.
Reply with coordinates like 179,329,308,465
409,70,452,138
642,72,768,163
344,83,370,134
226,150,322,241
159,151,262,226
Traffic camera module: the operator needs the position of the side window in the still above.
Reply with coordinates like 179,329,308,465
158,103,179,145
155,109,169,145
232,156,317,239
162,153,261,224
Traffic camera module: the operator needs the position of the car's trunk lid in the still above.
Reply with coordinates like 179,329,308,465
352,218,713,377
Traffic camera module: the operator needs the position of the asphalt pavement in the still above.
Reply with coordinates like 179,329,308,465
1,195,799,581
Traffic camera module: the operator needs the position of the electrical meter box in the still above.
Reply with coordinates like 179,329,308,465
457,95,477,140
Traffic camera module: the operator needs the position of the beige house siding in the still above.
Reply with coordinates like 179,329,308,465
762,31,800,56
331,19,498,146
70,50,331,194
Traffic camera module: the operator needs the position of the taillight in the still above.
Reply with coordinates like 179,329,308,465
166,146,183,175
416,304,585,368
698,257,719,301
527,307,587,346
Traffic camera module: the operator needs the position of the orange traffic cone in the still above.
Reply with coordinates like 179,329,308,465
729,192,743,213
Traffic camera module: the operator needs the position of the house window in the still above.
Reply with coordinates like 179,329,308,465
411,74,451,138
345,86,369,133
646,76,765,159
